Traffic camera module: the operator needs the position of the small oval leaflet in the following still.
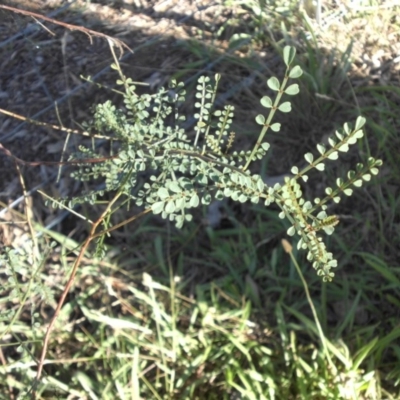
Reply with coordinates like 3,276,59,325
355,116,366,131
267,77,280,91
362,174,371,181
271,123,281,132
151,201,165,214
165,200,176,213
289,66,303,79
283,45,296,66
158,187,169,199
278,102,291,113
304,153,314,164
190,193,199,207
285,84,299,95
261,142,270,151
328,151,339,160
255,114,265,125
317,143,326,155
260,96,273,108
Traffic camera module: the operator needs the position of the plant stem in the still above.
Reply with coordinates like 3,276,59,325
243,72,290,171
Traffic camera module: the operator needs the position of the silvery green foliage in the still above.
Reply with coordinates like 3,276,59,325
60,46,381,281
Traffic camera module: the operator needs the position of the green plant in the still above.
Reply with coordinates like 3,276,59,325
48,44,381,283
0,44,383,392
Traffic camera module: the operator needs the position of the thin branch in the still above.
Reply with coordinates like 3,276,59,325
0,107,114,140
0,5,132,55
0,142,118,167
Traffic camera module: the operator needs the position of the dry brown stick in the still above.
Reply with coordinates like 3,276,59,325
31,202,150,398
92,208,152,239
31,211,103,397
0,107,114,140
31,212,151,393
0,142,118,167
0,4,133,55
14,157,40,260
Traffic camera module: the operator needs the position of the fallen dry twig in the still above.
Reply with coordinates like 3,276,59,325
0,4,133,55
